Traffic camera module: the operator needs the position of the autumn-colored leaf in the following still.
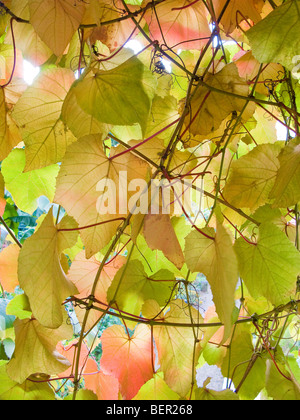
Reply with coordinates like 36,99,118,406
101,324,153,400
6,316,72,384
18,210,78,328
12,67,76,171
143,0,211,50
0,245,20,293
28,0,86,57
55,134,150,258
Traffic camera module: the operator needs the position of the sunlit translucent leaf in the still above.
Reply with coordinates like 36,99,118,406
55,134,150,258
1,149,59,214
269,137,300,208
133,372,180,400
0,245,19,293
212,0,264,34
185,222,239,341
234,222,300,306
143,214,185,270
6,317,72,383
67,251,126,331
0,363,55,400
149,299,202,398
221,328,267,400
185,63,255,137
12,67,76,170
18,211,78,329
247,0,300,70
6,294,32,321
265,359,300,400
143,0,211,50
107,259,176,322
223,143,282,211
28,0,86,57
73,56,157,135
101,324,153,400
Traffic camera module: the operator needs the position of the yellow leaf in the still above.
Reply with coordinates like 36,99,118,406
185,222,239,341
18,210,78,329
12,67,76,170
55,134,150,258
28,0,86,57
6,317,72,384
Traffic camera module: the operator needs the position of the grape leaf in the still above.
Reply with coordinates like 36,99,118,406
101,324,153,400
18,210,78,328
269,137,300,208
246,0,300,70
185,222,239,341
12,67,76,171
73,56,157,135
28,0,86,57
234,222,300,306
223,143,282,211
6,316,72,384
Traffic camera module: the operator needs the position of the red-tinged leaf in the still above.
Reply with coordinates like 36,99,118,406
101,324,153,400
143,0,211,50
84,358,120,400
67,251,126,331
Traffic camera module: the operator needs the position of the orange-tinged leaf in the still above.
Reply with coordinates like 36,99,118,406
0,245,20,293
6,317,72,384
68,251,126,331
56,339,89,379
28,0,86,57
101,324,153,400
7,0,53,66
212,0,264,34
143,214,185,270
18,210,78,329
0,88,22,162
84,358,119,400
0,170,5,216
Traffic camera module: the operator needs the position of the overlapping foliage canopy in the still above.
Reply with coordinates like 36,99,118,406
0,0,300,401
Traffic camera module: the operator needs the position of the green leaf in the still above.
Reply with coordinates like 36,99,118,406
247,0,300,70
1,148,59,214
185,221,239,341
234,222,300,306
0,363,55,400
73,56,157,135
107,259,176,323
6,294,32,320
269,137,300,207
223,143,282,211
133,372,180,400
